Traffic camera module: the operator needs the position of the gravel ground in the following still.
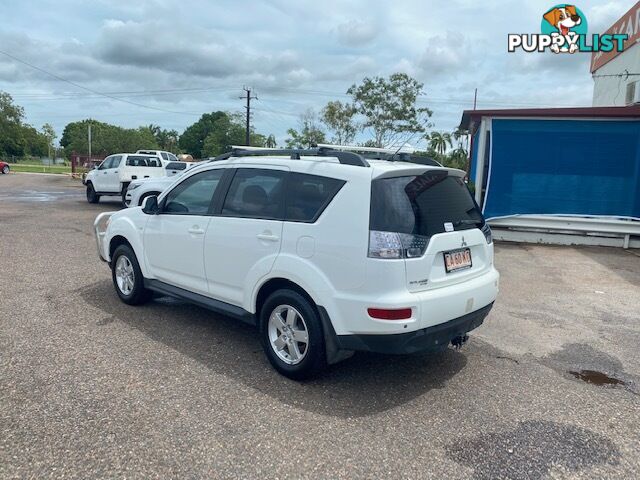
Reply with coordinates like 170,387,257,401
1,173,639,479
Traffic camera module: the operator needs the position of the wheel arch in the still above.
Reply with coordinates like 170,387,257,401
109,235,133,260
254,278,318,318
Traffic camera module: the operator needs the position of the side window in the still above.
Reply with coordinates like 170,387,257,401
168,153,178,162
98,157,112,170
126,156,147,167
286,173,346,223
222,168,286,220
111,155,122,168
162,169,224,215
161,152,169,161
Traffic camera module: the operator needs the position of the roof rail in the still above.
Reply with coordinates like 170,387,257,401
316,143,415,155
210,147,370,167
209,146,441,167
316,143,441,166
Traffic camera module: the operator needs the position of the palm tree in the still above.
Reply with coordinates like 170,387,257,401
265,134,277,148
427,131,452,155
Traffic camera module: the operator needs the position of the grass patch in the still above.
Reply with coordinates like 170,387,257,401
9,164,72,174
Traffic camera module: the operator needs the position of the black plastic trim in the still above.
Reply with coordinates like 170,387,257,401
144,279,256,326
334,302,494,355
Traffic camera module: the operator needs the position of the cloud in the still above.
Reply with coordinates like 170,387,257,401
0,0,612,146
588,1,632,33
95,20,246,78
336,19,378,47
417,32,481,77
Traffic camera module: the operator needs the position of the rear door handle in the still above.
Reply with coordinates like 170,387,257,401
188,227,205,235
257,233,279,242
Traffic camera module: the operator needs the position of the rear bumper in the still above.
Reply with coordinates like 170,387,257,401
335,302,492,355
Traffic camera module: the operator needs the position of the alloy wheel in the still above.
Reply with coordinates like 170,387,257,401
267,304,309,365
115,255,135,296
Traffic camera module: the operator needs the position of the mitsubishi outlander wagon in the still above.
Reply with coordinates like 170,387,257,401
94,146,499,379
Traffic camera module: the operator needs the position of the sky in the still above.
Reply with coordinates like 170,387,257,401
0,0,634,149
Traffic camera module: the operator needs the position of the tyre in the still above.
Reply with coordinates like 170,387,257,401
121,184,129,207
86,183,100,203
1,165,9,174
260,289,327,380
111,244,152,305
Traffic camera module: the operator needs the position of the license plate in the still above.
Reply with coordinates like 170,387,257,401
444,248,472,273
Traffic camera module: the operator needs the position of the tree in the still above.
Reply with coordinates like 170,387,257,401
41,123,57,159
321,101,358,145
442,147,468,170
285,109,326,149
0,91,26,157
265,134,277,148
179,111,229,158
347,73,432,148
427,131,452,155
0,91,50,159
199,112,267,157
60,119,160,156
148,124,180,152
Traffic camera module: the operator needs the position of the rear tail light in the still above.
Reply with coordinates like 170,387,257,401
481,223,492,244
368,231,429,259
367,308,412,320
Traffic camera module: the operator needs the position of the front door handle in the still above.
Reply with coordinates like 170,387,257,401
188,226,205,235
257,233,279,242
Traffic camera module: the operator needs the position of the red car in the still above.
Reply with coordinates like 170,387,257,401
0,161,10,174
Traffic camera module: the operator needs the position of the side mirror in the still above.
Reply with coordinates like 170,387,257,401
142,195,159,214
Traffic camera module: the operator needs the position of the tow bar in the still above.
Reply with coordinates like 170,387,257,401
451,334,469,349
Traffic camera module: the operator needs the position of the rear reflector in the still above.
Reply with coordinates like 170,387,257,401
367,308,412,320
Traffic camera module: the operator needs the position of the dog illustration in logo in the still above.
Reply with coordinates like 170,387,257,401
543,5,582,53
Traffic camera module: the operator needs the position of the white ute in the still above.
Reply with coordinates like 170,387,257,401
94,146,499,379
85,153,165,205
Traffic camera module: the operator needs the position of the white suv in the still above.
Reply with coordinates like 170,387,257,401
94,147,499,379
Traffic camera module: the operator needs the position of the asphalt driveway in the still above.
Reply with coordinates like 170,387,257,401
1,173,639,479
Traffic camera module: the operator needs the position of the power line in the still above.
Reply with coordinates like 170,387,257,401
0,50,202,116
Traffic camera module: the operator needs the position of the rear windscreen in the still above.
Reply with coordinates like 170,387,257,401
370,171,484,237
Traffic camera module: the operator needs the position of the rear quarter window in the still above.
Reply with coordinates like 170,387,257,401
285,173,345,223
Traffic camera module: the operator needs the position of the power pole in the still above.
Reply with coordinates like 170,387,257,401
88,124,92,158
473,88,478,110
240,87,258,146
